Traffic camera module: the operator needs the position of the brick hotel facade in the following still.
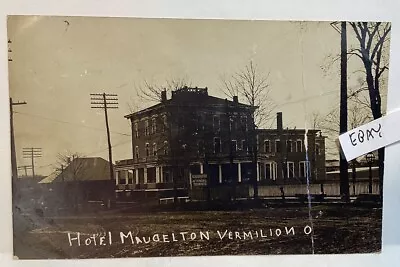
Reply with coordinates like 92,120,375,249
114,87,326,198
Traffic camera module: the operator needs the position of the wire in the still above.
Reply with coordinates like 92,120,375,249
34,139,133,170
14,111,131,137
277,89,338,107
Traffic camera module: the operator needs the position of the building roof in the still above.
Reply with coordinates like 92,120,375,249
38,171,60,184
125,86,256,119
48,157,112,183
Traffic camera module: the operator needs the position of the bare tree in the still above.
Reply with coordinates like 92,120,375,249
348,22,390,199
321,98,372,159
55,152,85,181
220,61,274,200
54,151,86,211
220,61,275,128
348,22,390,120
311,111,323,130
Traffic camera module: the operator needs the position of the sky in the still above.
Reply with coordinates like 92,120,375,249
7,16,389,176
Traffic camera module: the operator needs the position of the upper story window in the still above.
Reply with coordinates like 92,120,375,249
241,116,248,131
162,115,168,132
231,140,237,153
229,116,237,132
145,143,150,157
264,140,271,153
275,139,281,153
315,143,321,156
144,120,149,136
163,141,169,155
242,140,248,153
296,140,303,152
151,118,157,134
286,140,293,153
213,115,220,132
134,122,139,138
135,145,139,159
153,143,157,156
214,137,221,153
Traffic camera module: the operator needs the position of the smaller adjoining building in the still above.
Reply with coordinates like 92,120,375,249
39,157,115,209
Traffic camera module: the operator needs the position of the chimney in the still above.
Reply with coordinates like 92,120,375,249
161,90,167,102
277,112,283,131
233,96,238,103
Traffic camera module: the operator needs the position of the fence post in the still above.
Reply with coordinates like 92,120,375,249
280,186,285,203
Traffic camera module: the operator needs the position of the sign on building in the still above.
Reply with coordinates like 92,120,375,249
191,174,208,187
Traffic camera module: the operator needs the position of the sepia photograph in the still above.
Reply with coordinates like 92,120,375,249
7,16,390,259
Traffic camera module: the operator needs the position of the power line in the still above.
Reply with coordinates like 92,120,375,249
277,89,338,107
34,138,132,172
14,111,131,137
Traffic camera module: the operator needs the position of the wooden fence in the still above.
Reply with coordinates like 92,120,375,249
254,181,379,197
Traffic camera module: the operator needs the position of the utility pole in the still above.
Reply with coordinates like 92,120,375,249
339,21,349,201
17,165,32,177
8,39,12,62
10,98,27,182
330,21,349,201
22,148,42,178
90,93,118,181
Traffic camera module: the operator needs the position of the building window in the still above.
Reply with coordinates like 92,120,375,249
153,143,157,156
264,140,270,153
315,143,320,156
299,161,311,178
151,118,156,134
163,115,168,132
128,170,134,184
275,139,281,153
296,140,303,152
240,116,248,131
231,140,237,153
286,162,295,178
213,115,220,132
134,122,139,138
145,120,149,136
118,170,127,185
286,140,293,153
135,146,139,159
145,143,150,157
214,137,221,153
241,140,248,152
265,162,277,180
163,141,168,155
229,116,237,132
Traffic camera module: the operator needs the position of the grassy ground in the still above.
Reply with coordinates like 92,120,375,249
13,204,382,259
